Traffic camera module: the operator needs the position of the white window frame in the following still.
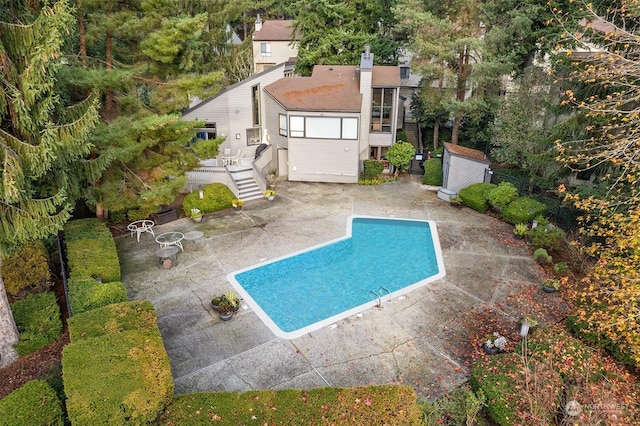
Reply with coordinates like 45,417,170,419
288,116,358,140
279,114,288,136
260,43,272,57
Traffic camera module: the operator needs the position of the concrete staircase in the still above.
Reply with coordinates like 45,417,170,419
230,168,263,202
403,119,421,153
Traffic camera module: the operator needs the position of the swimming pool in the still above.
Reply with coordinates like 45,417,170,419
227,216,446,339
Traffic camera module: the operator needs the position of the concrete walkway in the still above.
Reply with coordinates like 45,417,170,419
116,176,542,398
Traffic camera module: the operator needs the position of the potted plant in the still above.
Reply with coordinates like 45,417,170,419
211,295,223,311
542,278,560,293
482,332,507,354
217,298,234,320
224,290,240,312
267,172,278,190
264,189,276,201
190,208,202,222
513,223,528,239
232,199,244,211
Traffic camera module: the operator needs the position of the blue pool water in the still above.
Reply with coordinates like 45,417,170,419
227,216,445,339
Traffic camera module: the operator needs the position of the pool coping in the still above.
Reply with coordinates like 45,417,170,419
226,215,447,339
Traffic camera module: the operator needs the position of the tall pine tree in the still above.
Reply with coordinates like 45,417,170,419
0,0,102,367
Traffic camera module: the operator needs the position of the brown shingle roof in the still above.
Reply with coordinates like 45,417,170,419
253,20,301,41
372,67,401,87
444,142,490,163
265,66,362,112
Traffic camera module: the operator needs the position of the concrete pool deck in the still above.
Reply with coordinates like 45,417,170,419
116,176,551,398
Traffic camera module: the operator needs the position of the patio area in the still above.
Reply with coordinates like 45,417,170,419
115,176,565,398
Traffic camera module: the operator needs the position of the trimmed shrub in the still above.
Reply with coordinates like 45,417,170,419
530,224,566,251
567,314,637,367
65,238,121,283
487,182,518,212
183,182,236,215
68,275,128,315
11,292,63,356
63,328,174,426
533,248,552,264
458,183,496,212
0,380,64,426
160,385,423,425
2,240,51,299
386,141,415,172
422,158,443,185
68,301,158,342
501,196,547,224
362,159,384,179
64,218,113,242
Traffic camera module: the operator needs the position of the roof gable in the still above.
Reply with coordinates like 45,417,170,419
253,20,301,41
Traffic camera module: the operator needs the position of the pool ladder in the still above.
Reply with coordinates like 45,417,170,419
369,286,391,308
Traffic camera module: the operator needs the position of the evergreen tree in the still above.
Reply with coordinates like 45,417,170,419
0,0,101,367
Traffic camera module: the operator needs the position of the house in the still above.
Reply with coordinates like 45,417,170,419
441,142,490,193
252,16,300,74
182,45,401,196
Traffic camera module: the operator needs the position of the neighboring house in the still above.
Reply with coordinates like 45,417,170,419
252,16,300,75
442,142,490,192
182,45,402,190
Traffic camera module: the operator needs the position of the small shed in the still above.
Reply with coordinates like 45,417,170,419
442,143,491,192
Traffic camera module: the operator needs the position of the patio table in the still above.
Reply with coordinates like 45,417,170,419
156,231,184,252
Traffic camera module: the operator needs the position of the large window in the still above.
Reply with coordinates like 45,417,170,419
288,116,358,139
196,123,216,140
247,128,261,145
260,43,272,57
252,84,260,126
279,114,287,136
371,88,394,133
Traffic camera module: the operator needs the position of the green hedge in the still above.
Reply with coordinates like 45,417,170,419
501,196,547,224
68,275,128,316
0,380,64,426
64,218,113,242
65,237,121,283
63,328,173,426
68,301,158,342
362,159,384,179
487,182,518,212
458,183,496,212
11,292,62,356
183,182,236,215
159,385,422,425
422,158,443,186
2,240,52,299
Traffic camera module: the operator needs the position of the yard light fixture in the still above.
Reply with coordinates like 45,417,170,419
520,320,530,338
199,189,204,199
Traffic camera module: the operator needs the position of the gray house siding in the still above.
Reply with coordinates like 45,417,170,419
181,64,285,159
288,138,359,183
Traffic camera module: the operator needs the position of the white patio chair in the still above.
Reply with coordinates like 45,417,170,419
231,149,243,166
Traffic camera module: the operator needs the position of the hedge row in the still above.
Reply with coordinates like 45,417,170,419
0,380,64,426
10,292,63,356
159,385,422,425
63,301,173,425
64,218,121,282
2,240,51,299
67,274,128,315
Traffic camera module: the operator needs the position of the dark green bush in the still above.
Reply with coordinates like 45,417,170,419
362,159,384,179
63,328,174,426
183,182,236,215
2,240,51,299
530,224,566,251
487,182,518,212
0,380,64,426
501,196,547,224
68,275,129,315
68,301,158,342
11,292,62,356
458,183,496,212
160,385,423,425
422,158,443,185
